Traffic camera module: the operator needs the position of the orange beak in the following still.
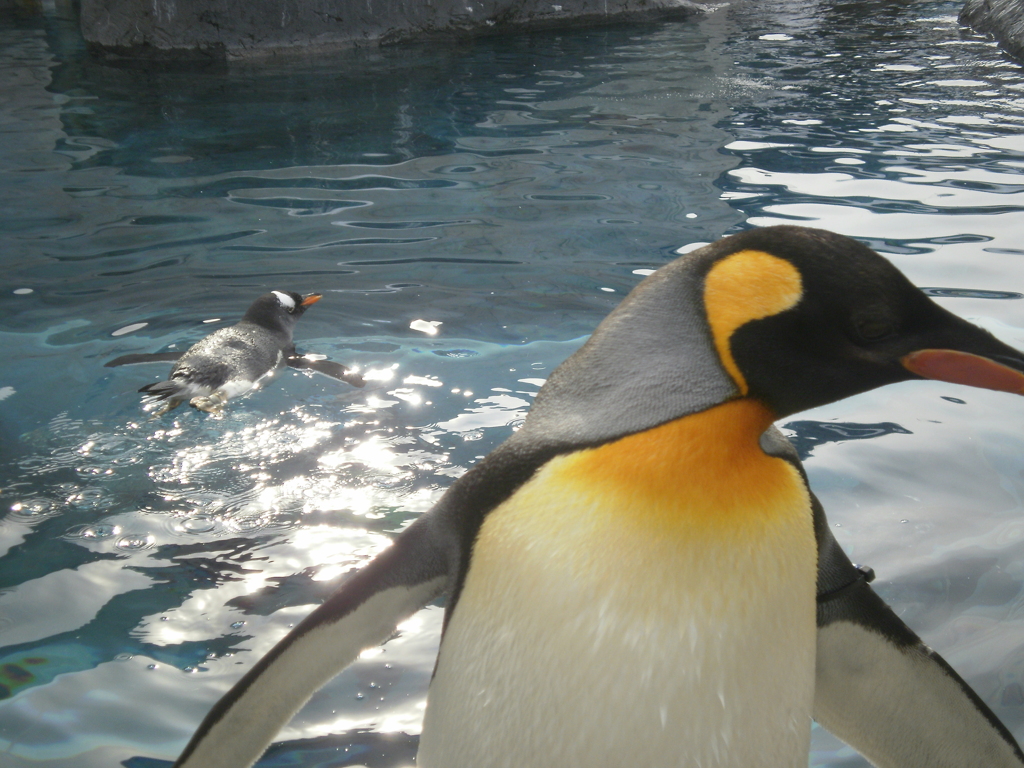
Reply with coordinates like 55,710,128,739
300,294,323,307
901,349,1024,395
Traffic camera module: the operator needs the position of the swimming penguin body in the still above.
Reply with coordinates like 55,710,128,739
172,226,1024,768
106,291,363,414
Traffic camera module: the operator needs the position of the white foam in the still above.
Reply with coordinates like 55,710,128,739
112,322,148,337
410,319,442,335
272,291,296,310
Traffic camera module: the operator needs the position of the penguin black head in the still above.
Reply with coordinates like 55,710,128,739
700,225,1024,417
242,291,322,333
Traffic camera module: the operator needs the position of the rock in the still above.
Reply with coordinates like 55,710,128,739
79,0,703,61
960,0,1024,63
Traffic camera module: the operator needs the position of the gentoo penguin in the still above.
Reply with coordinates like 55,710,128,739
172,226,1024,768
106,291,364,415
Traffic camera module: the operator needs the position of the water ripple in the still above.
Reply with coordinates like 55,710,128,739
4,7,1024,767
6,498,61,524
50,230,265,262
221,236,437,252
921,287,1024,299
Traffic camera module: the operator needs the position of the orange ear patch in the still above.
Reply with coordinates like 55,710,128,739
704,250,803,394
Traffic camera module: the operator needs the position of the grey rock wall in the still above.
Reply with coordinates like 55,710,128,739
80,0,702,60
960,0,1024,63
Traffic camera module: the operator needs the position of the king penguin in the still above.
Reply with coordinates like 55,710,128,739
106,290,364,415
171,226,1024,768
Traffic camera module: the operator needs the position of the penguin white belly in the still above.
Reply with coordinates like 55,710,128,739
418,400,817,768
211,354,284,401
218,377,260,399
174,380,216,400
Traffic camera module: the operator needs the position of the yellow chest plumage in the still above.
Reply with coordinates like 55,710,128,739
419,399,818,768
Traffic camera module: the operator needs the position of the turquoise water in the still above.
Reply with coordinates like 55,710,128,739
2,1,1024,765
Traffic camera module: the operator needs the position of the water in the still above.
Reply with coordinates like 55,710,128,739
1,1,1024,765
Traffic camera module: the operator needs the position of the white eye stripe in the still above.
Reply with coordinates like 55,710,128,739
272,291,296,310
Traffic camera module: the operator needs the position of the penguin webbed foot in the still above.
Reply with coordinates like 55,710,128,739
287,354,365,387
190,391,228,415
147,397,184,417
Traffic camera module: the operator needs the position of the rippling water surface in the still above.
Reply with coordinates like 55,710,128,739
2,1,1024,765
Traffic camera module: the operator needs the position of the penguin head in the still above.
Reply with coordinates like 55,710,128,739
242,291,322,332
701,225,1024,417
522,225,1024,447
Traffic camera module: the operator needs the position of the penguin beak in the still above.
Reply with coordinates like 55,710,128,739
902,349,1024,395
300,294,323,308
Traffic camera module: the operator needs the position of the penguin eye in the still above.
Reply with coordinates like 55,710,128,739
854,317,895,342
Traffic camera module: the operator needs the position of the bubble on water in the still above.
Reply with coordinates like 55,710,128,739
115,653,133,662
7,498,60,523
10,499,53,515
168,515,217,536
65,487,115,511
183,516,216,532
373,473,414,491
76,434,144,461
230,621,246,629
115,534,155,551
77,465,114,477
224,514,272,533
432,349,477,358
64,523,120,540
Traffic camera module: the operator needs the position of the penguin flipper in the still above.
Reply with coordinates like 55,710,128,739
173,517,448,768
287,353,365,387
815,552,1024,766
104,351,183,367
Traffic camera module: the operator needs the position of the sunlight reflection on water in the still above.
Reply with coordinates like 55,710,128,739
2,0,1024,765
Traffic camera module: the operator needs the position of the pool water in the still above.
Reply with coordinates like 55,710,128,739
2,0,1024,765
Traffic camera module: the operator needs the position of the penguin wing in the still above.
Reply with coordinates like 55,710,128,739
104,351,183,367
173,516,448,768
287,353,366,387
760,423,1024,767
813,496,1024,768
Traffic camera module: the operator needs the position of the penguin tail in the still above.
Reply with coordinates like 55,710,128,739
138,380,183,401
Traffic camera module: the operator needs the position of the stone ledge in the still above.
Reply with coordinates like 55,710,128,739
81,0,704,61
960,0,1024,63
